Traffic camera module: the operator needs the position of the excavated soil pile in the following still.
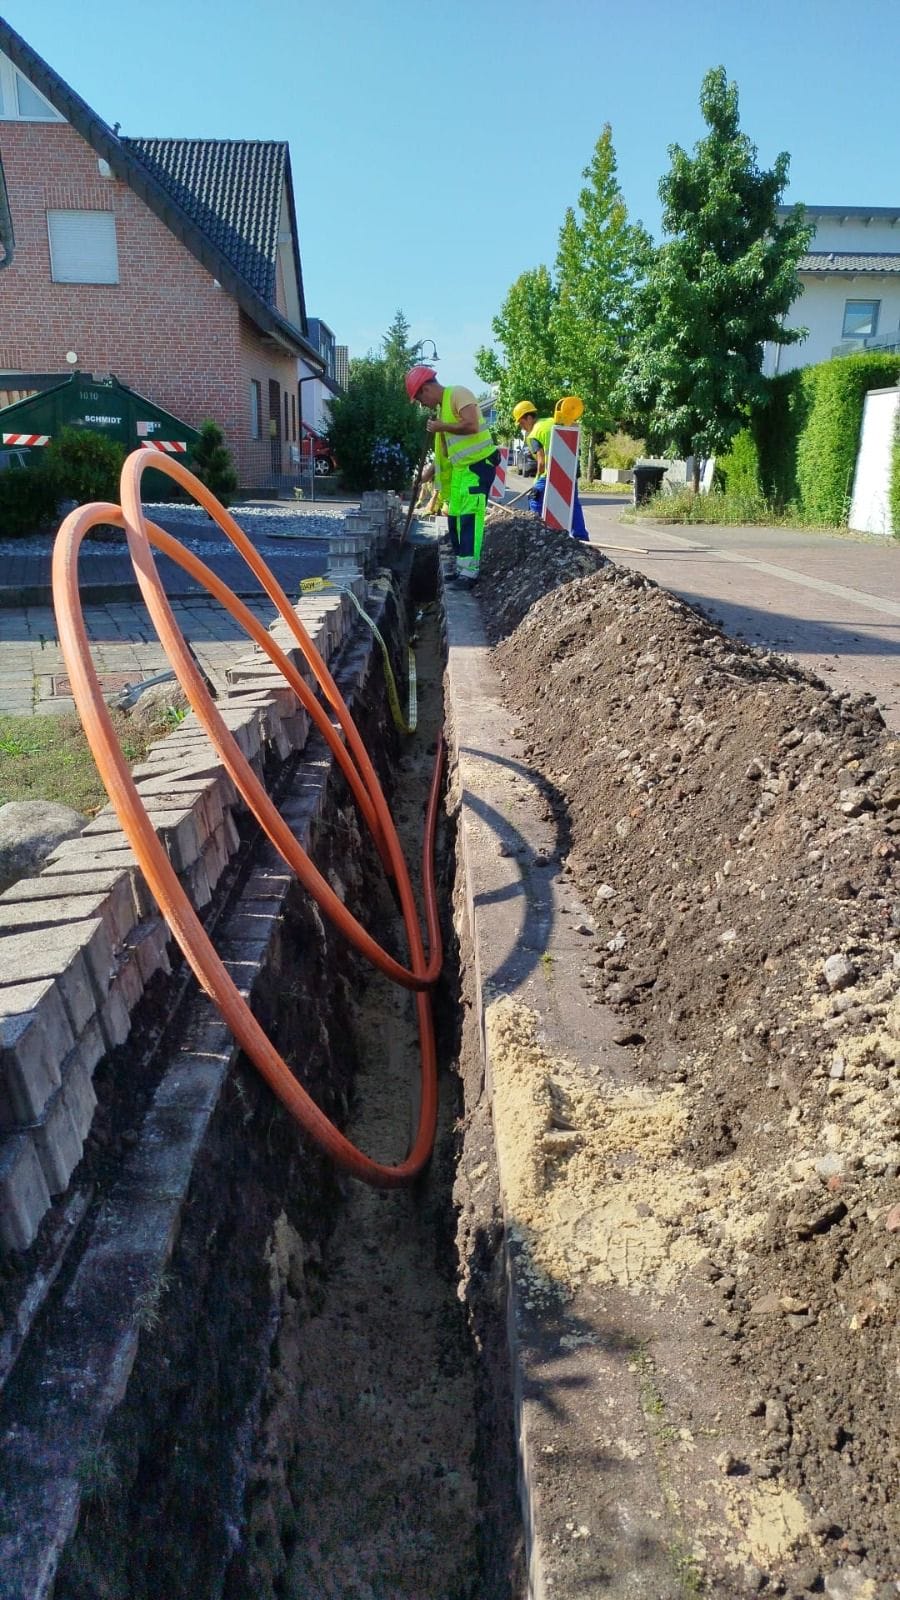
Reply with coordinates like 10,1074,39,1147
479,508,900,1587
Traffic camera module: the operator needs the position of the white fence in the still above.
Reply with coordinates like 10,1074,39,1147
849,386,898,537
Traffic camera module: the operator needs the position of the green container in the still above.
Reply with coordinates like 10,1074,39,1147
0,373,200,500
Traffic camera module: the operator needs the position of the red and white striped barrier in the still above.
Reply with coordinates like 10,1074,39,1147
542,425,580,533
489,444,509,503
139,440,188,454
2,432,50,447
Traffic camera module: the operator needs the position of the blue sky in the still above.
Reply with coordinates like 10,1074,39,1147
5,0,900,390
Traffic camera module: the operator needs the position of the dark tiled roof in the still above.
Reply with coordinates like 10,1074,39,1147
123,139,285,305
799,252,900,274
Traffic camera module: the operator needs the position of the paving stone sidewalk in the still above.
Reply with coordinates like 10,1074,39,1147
0,499,360,716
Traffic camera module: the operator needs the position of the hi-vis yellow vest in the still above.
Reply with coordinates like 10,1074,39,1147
434,388,495,498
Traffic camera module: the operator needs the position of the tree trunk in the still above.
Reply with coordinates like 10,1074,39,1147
691,452,701,494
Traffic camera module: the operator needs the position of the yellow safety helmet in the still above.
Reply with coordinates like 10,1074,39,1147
553,395,584,425
512,400,538,425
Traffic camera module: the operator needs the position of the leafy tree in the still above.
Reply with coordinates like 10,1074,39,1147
551,127,651,476
474,265,559,432
327,312,425,490
190,420,238,504
621,66,812,490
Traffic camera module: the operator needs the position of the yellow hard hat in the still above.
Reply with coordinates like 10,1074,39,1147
553,395,584,425
512,400,538,425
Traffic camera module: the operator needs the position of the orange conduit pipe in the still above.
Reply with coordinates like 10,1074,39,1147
52,461,444,1186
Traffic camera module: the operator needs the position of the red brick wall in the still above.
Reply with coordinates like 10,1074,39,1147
0,120,298,492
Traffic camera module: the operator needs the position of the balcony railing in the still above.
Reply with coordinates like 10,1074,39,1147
831,330,900,358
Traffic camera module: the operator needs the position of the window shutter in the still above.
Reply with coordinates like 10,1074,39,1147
47,210,119,284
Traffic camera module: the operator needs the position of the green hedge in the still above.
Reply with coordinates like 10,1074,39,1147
891,408,900,541
753,368,806,507
748,354,900,524
793,353,900,524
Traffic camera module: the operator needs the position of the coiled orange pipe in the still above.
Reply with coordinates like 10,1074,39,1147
52,454,443,1186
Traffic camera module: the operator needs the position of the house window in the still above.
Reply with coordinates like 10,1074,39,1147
47,210,118,284
0,57,63,121
15,71,60,120
250,380,262,439
842,300,880,340
284,391,289,441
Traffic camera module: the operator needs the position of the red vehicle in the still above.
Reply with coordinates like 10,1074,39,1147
300,422,337,476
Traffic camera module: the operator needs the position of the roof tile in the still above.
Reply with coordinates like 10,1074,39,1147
123,138,285,304
799,251,900,274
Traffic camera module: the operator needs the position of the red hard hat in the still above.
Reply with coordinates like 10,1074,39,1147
405,365,437,401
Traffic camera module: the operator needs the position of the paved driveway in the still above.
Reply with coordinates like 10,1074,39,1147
579,495,900,732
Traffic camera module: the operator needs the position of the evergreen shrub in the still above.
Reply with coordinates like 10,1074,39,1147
189,420,238,505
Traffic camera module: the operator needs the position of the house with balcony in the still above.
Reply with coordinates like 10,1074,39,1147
0,18,325,491
299,316,346,442
764,204,900,376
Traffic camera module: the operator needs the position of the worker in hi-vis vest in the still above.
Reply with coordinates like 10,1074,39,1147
512,396,589,541
405,366,499,583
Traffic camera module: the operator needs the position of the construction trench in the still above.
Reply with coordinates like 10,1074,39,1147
1,469,899,1599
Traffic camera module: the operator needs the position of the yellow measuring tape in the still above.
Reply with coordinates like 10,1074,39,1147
299,576,417,735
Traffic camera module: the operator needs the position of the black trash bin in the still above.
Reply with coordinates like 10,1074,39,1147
632,462,666,506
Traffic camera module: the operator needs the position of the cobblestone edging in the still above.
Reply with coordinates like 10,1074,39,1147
0,601,390,1600
0,490,403,1255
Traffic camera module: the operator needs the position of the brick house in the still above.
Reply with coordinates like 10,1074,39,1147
0,19,324,491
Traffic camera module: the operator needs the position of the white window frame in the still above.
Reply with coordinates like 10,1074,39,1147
0,55,63,121
47,210,119,285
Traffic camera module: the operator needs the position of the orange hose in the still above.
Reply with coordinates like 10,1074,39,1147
52,461,444,1186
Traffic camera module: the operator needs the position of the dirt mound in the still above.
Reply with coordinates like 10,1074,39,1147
480,509,900,1587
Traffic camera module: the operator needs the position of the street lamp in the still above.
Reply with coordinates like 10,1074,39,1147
413,338,439,363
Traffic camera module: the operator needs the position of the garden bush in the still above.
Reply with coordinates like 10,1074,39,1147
44,426,126,504
716,427,761,495
595,430,644,471
0,461,61,537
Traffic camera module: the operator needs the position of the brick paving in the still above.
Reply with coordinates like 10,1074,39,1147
0,595,282,715
578,495,900,731
0,499,361,716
